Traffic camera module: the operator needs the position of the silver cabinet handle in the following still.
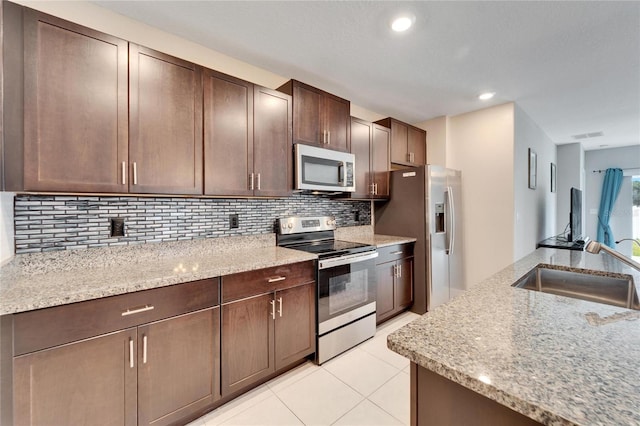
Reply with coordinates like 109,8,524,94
398,264,402,278
257,173,261,190
322,130,326,144
268,276,286,283
121,305,154,316
121,161,126,185
392,264,397,278
143,335,148,364
390,250,403,255
278,297,283,317
133,162,138,185
327,131,331,145
129,338,134,369
250,173,254,190
375,183,378,195
270,299,276,320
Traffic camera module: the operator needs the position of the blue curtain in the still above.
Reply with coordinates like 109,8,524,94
596,168,624,248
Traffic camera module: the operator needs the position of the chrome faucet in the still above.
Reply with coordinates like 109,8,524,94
586,241,640,273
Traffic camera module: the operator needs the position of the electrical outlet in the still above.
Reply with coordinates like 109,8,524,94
229,214,239,229
110,218,125,237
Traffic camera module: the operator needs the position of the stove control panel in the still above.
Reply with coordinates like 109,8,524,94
278,216,336,234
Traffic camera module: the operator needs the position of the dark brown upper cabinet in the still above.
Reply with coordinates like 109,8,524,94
278,80,350,152
204,70,292,197
129,44,203,195
253,86,293,197
374,118,426,166
346,117,390,200
11,7,129,193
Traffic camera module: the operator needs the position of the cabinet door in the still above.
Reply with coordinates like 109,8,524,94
23,10,129,192
274,283,316,370
13,328,137,426
138,307,220,426
350,117,372,198
221,294,275,396
390,120,409,164
324,95,350,152
396,257,414,309
292,83,323,146
407,126,426,165
375,262,396,324
129,44,203,195
203,70,253,196
371,124,390,198
253,86,292,197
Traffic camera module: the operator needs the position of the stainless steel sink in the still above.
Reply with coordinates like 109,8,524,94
512,265,639,310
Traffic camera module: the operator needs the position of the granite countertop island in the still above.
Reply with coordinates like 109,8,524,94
388,247,640,425
0,227,414,316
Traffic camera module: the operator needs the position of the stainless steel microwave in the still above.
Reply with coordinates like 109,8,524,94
295,144,355,192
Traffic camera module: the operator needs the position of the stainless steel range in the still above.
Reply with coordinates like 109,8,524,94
277,216,378,364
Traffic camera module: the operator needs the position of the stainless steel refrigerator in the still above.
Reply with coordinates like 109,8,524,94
375,165,465,313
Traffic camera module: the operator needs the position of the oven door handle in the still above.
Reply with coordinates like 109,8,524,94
318,251,378,270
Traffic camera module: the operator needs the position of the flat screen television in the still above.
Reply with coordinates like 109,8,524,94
568,187,582,242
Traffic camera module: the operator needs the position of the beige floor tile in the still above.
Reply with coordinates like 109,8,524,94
220,395,303,425
201,384,275,425
358,334,410,370
368,372,410,425
267,360,320,394
332,399,403,426
275,368,364,426
323,347,400,396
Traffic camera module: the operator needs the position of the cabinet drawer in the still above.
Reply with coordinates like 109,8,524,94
13,278,219,356
377,243,414,264
222,261,315,303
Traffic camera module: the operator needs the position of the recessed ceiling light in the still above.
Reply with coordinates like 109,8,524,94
391,15,415,32
478,92,495,101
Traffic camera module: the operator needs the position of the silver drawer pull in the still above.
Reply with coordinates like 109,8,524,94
121,305,155,316
390,251,404,255
267,276,286,283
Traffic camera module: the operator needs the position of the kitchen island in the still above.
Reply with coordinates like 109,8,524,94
388,247,640,425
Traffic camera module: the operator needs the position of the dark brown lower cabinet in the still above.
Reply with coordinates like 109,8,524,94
13,307,221,426
13,328,138,426
376,243,415,324
411,363,542,426
221,293,275,395
138,307,220,426
221,282,316,396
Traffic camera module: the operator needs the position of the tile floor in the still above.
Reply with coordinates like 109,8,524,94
188,311,421,426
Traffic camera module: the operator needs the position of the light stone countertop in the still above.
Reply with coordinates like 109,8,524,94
0,226,413,316
387,248,640,425
335,225,417,248
0,234,316,315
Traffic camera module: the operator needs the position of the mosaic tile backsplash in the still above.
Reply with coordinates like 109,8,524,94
14,194,371,253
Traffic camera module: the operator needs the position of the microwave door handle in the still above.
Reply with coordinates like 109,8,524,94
338,161,346,186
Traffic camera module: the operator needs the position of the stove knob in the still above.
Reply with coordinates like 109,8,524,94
287,223,293,229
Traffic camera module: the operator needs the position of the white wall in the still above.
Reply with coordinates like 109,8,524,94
447,103,515,288
0,193,14,264
585,145,640,256
513,105,557,260
556,143,585,234
13,0,383,121
414,116,447,167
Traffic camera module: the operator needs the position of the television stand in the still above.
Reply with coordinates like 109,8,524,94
537,236,589,251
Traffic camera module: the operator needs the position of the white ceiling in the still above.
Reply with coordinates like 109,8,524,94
92,1,640,151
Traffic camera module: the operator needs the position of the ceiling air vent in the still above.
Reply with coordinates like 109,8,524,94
572,131,604,140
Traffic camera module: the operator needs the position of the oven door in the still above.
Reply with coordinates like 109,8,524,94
317,251,378,335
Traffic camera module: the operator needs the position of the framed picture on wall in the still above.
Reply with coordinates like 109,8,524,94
551,163,556,193
528,148,537,189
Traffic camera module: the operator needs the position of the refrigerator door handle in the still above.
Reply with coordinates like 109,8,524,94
446,186,455,255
